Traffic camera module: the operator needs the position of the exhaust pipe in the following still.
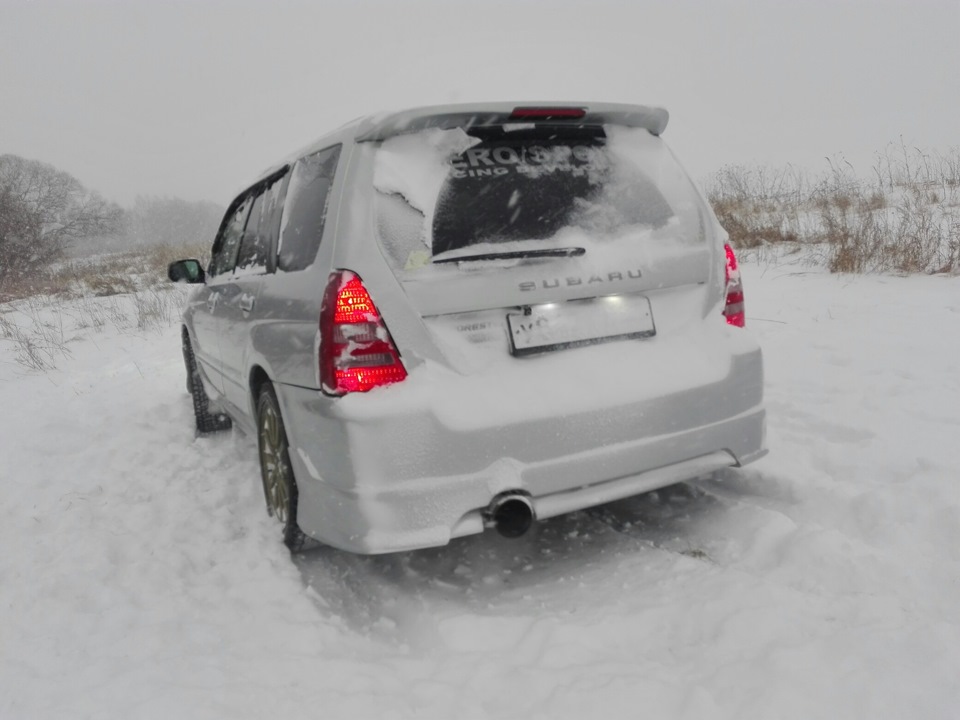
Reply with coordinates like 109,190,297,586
486,492,536,538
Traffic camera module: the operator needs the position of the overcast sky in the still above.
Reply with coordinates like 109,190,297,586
2,0,957,207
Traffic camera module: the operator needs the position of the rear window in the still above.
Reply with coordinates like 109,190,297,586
373,125,704,274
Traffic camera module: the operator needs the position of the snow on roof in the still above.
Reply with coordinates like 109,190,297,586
249,102,669,196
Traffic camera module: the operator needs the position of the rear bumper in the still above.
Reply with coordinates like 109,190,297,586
275,336,766,554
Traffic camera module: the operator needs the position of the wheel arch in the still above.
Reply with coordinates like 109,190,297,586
249,364,272,412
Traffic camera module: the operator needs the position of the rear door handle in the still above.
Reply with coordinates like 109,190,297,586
239,294,255,313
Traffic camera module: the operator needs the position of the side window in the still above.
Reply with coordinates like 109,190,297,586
278,144,342,272
235,190,267,274
255,172,289,273
210,196,252,278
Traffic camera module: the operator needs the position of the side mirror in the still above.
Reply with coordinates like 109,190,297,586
168,259,205,284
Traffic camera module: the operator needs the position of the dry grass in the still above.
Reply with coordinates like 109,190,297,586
0,297,72,371
0,240,200,370
707,164,810,248
707,144,960,274
132,286,182,332
0,285,188,371
0,240,209,303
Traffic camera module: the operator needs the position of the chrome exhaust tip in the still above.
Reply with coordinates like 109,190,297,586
486,492,536,539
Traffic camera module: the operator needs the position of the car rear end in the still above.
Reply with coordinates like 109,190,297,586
278,103,766,553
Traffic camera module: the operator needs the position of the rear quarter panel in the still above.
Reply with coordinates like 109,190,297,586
247,141,355,392
248,270,328,390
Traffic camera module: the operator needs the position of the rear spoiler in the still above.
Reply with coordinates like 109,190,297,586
354,102,669,142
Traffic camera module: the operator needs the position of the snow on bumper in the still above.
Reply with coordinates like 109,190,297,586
276,331,765,554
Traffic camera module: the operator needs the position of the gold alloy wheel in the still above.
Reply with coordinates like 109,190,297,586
258,399,290,522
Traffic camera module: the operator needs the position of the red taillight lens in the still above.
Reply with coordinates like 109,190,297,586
723,243,745,327
320,271,407,395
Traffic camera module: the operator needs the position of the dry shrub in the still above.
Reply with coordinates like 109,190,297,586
1,258,136,301
53,259,140,297
133,286,183,332
0,240,211,303
708,145,960,275
0,284,187,371
85,272,137,297
0,240,201,371
819,158,959,273
859,191,887,213
707,165,810,248
710,199,800,248
0,274,73,302
143,241,209,273
0,297,72,371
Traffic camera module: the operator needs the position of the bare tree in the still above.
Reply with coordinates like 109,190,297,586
0,154,123,288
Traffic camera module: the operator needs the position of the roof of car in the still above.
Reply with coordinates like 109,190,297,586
250,102,669,190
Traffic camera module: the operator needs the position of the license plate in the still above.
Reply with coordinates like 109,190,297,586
507,295,655,356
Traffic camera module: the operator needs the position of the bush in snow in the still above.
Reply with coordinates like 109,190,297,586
707,143,960,274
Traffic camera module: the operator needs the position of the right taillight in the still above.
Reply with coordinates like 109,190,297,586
723,243,745,327
319,270,408,395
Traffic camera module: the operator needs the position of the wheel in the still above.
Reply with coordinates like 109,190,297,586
182,332,232,434
256,382,307,552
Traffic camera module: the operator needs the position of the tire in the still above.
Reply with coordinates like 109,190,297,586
182,332,232,435
256,382,307,552
181,331,194,395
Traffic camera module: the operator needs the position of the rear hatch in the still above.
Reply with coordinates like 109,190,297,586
369,107,717,373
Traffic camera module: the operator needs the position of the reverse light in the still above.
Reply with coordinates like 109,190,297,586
319,270,407,395
723,243,746,327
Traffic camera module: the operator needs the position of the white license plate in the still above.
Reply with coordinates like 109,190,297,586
507,295,655,356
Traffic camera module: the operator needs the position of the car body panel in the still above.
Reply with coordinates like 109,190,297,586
216,273,264,413
182,285,224,396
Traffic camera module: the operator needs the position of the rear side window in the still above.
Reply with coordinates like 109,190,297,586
278,144,342,272
235,191,267,273
260,172,289,264
235,171,288,274
209,196,252,277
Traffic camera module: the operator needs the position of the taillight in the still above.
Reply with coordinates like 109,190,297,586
723,243,745,327
319,270,407,395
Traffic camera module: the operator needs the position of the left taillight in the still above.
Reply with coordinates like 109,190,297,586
723,243,746,327
319,270,408,395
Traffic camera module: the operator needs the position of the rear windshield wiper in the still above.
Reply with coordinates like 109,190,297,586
432,247,586,264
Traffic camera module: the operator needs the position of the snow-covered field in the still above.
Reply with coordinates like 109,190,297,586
2,260,959,719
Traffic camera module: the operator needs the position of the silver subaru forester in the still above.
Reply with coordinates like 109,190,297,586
169,102,766,554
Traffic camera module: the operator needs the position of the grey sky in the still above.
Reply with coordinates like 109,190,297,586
2,0,957,207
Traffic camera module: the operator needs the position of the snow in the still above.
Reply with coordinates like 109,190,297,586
2,263,960,719
338,317,735,431
373,127,479,246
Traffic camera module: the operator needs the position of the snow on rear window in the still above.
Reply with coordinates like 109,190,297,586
373,128,479,243
373,125,704,273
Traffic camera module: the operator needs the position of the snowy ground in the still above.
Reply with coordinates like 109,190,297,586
2,260,959,719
